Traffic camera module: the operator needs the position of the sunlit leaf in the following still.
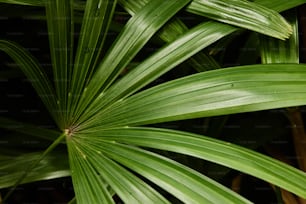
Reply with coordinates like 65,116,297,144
187,0,292,40
76,140,170,204
79,127,306,198
68,0,117,124
72,137,252,203
78,21,237,124
67,139,114,204
83,64,306,128
73,0,192,124
260,10,299,63
118,0,220,71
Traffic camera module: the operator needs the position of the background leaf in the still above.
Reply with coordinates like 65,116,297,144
0,117,60,141
0,0,43,6
0,150,69,188
0,40,58,123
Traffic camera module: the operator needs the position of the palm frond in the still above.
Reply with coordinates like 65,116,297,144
76,140,170,204
260,10,299,63
1,1,306,203
187,0,292,40
255,0,306,12
45,0,73,128
68,0,117,124
118,0,220,71
73,0,192,125
78,21,237,124
69,137,252,203
84,64,306,128
67,139,115,204
0,0,43,6
79,127,306,198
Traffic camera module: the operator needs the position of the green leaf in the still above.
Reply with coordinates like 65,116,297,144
67,139,115,204
260,10,299,63
82,64,306,128
0,0,43,6
118,0,221,72
119,0,190,43
68,0,117,124
45,0,73,128
78,21,237,124
2,0,303,13
76,140,170,204
73,0,192,124
67,197,76,204
0,40,58,123
254,0,306,12
187,0,292,40
81,127,306,198
0,150,69,188
74,137,251,204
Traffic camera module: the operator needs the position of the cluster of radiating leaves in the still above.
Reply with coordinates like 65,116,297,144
1,0,306,203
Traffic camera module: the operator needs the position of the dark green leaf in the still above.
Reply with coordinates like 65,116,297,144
0,117,60,141
0,40,58,124
0,151,69,188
